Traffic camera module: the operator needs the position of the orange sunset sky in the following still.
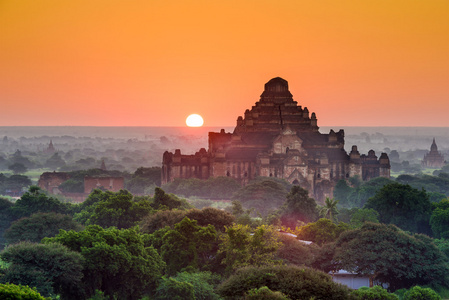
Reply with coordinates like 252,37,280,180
1,0,448,127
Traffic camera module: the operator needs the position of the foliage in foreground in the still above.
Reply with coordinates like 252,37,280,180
156,271,222,300
43,225,165,299
0,242,84,299
245,286,289,300
219,224,282,275
217,265,354,300
351,286,398,300
403,286,441,300
155,277,195,300
0,283,48,300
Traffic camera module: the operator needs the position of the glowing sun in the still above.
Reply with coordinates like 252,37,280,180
186,114,204,127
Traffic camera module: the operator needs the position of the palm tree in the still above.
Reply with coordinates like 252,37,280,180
319,197,339,222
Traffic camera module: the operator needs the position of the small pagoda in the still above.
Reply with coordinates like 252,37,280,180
422,138,445,168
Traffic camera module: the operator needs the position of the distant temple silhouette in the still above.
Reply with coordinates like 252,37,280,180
44,140,56,154
422,138,445,168
162,77,390,202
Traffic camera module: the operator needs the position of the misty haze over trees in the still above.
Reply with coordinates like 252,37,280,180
0,126,448,299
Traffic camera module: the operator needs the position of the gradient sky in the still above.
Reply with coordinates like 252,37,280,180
1,0,448,127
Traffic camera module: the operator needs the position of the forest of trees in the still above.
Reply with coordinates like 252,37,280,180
0,175,448,299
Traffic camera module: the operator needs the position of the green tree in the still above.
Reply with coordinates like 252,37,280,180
0,174,32,195
169,271,222,300
219,224,282,275
159,217,217,275
4,212,83,244
155,277,195,300
217,265,353,300
349,208,379,228
0,283,47,300
333,179,352,206
279,186,318,229
296,218,349,246
430,199,449,238
0,242,84,299
433,238,449,261
10,186,70,219
126,167,161,194
245,286,289,300
348,177,394,208
334,222,449,291
351,286,398,300
364,183,432,234
0,197,16,249
73,189,115,224
205,176,242,199
276,234,319,267
10,150,35,169
8,162,28,174
319,197,339,221
141,207,235,234
83,190,152,229
45,153,66,169
140,209,187,233
403,286,441,300
43,225,165,299
152,187,192,210
232,178,290,216
185,207,235,232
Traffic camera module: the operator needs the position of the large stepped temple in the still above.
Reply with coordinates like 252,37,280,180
162,77,390,202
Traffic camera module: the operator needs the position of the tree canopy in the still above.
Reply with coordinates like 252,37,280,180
232,178,290,216
279,186,318,228
0,242,84,299
158,217,217,275
43,225,165,299
430,199,449,238
296,218,349,246
219,224,282,275
76,189,152,229
4,212,83,244
334,222,449,291
364,183,432,234
217,265,353,300
10,186,71,219
0,283,47,300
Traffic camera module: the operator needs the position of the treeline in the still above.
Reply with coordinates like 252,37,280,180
0,184,448,299
57,167,161,194
334,172,449,208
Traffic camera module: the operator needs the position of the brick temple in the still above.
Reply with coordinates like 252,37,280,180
162,77,390,202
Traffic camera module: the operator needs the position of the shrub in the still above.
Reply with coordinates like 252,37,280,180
171,271,222,300
403,286,441,300
351,286,398,300
245,286,289,299
0,283,47,300
217,265,354,300
155,277,195,300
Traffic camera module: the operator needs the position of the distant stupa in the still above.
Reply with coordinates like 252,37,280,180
44,140,56,154
422,138,445,168
100,160,107,171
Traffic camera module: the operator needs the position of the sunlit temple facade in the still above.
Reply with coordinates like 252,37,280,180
162,77,390,202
